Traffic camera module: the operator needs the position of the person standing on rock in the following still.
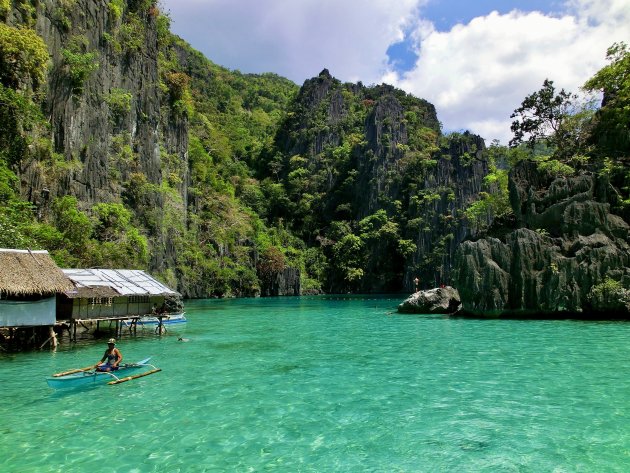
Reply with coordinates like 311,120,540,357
414,277,420,291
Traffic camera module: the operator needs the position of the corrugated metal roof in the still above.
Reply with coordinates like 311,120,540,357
62,269,178,296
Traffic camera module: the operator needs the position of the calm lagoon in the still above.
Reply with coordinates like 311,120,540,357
2,295,630,472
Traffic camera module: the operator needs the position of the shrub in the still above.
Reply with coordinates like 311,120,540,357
257,246,286,277
119,13,145,52
165,72,193,117
62,37,99,92
0,0,9,20
108,0,125,22
106,88,133,120
0,23,49,91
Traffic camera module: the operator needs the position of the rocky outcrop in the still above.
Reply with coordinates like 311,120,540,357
9,1,188,284
274,70,490,293
259,267,301,297
403,132,489,291
13,1,172,204
398,286,461,314
454,160,630,317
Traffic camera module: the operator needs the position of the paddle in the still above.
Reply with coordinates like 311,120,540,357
108,368,162,385
52,365,96,377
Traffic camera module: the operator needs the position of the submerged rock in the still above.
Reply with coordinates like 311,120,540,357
398,286,461,314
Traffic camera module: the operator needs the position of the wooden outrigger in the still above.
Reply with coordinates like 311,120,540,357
108,368,162,385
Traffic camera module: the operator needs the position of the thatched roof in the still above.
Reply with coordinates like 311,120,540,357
0,249,74,297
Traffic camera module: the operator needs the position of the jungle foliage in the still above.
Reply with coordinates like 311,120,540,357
508,42,630,219
0,0,627,297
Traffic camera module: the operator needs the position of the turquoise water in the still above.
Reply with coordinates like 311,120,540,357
2,296,630,472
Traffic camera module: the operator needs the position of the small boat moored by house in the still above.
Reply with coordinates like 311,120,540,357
122,312,187,330
46,357,160,389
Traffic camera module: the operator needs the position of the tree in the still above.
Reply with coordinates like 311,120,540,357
583,42,630,158
509,79,576,150
332,234,364,288
92,202,132,242
257,246,286,277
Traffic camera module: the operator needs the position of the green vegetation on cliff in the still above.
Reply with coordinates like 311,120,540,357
454,41,630,317
508,42,629,218
0,1,627,300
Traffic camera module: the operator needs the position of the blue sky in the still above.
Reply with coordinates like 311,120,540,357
419,0,562,30
161,0,629,144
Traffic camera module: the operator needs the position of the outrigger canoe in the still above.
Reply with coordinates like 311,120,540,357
46,358,161,389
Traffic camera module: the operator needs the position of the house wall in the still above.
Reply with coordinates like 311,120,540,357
0,297,56,327
70,296,165,319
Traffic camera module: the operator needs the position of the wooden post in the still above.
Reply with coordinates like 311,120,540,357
50,326,57,349
39,326,58,350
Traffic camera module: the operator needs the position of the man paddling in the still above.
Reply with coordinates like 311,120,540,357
95,338,123,372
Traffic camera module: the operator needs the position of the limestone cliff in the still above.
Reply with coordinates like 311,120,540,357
271,70,490,292
454,160,630,317
2,4,494,298
8,0,187,273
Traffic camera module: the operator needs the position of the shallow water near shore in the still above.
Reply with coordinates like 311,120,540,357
2,295,630,472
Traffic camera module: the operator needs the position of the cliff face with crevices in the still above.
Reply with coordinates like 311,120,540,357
8,0,187,274
15,1,165,198
454,160,630,317
270,70,491,292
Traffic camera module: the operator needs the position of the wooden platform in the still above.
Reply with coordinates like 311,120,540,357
58,314,172,340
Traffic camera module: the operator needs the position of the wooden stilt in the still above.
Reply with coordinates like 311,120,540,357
39,326,58,350
50,326,57,349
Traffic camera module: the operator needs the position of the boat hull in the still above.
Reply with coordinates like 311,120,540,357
47,358,152,389
123,313,187,328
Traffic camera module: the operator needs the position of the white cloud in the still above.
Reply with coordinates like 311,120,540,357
162,0,629,145
162,0,424,85
387,0,630,144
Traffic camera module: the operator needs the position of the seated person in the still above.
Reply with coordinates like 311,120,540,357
95,338,123,371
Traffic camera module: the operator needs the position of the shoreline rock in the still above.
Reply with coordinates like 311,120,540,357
398,286,461,314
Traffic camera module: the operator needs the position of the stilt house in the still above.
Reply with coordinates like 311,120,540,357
0,249,74,327
58,269,179,320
